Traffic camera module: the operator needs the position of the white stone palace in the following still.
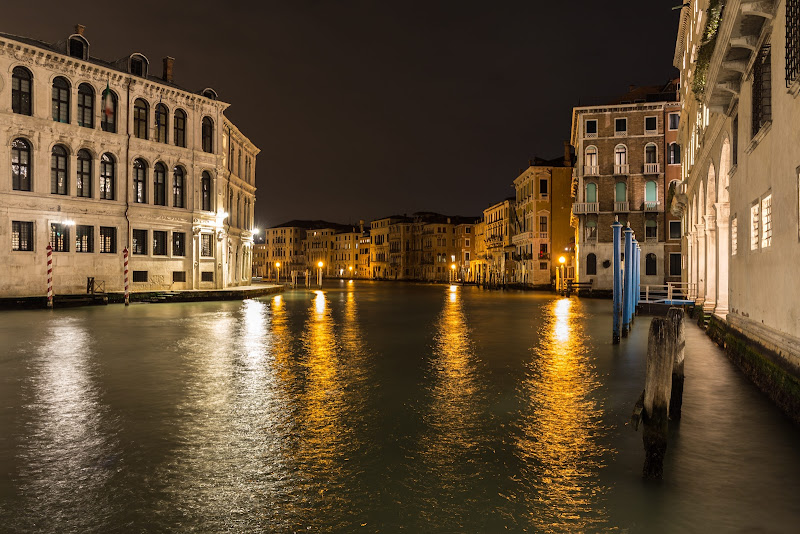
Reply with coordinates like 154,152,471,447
675,0,800,365
0,25,259,298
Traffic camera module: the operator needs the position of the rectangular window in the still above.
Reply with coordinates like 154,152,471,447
752,43,772,137
539,262,548,270
465,238,470,247
731,216,738,255
585,119,598,137
669,220,682,240
751,203,760,250
172,271,186,283
50,223,69,252
669,253,682,276
668,112,680,130
201,234,213,257
12,221,33,251
787,0,800,86
153,230,167,255
762,194,772,247
201,271,214,282
539,216,548,233
173,232,186,256
615,117,627,135
132,270,148,282
75,225,93,253
132,229,147,255
465,252,470,261
540,179,548,196
645,116,657,134
100,226,116,253
733,116,739,165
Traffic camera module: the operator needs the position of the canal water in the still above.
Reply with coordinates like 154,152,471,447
1,282,799,533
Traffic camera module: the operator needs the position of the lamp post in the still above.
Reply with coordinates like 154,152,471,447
348,265,353,279
450,263,456,283
317,261,324,287
558,255,566,295
275,262,281,284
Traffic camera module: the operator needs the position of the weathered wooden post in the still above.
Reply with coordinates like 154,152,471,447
667,307,686,419
642,317,674,479
612,220,623,343
622,226,633,337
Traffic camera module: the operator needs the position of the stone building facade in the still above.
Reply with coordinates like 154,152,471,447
570,83,679,291
1,26,258,297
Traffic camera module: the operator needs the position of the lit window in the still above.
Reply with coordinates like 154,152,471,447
751,203,760,250
11,138,32,191
153,230,167,256
100,227,116,253
77,149,92,198
100,153,115,200
761,194,772,247
12,221,33,251
132,229,147,255
50,223,70,252
133,159,147,203
731,216,738,255
75,225,93,253
201,234,213,257
173,166,185,208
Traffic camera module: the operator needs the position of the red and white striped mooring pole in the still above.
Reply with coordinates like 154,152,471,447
123,246,130,306
46,243,53,308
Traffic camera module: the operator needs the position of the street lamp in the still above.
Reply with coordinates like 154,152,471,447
451,263,456,283
275,261,281,284
317,261,324,287
558,255,566,294
348,265,353,279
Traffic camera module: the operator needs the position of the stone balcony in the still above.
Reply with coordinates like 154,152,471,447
573,202,599,214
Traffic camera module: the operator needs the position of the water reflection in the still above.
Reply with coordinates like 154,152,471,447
516,298,610,532
417,286,487,527
18,317,117,531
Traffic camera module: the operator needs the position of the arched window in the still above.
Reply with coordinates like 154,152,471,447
614,144,627,165
586,253,597,275
173,166,185,208
133,159,147,203
585,145,598,169
129,54,148,77
100,153,115,200
51,145,68,195
77,83,95,128
202,88,218,100
646,252,657,276
153,162,167,206
69,36,88,60
133,99,149,139
645,143,657,164
646,219,658,241
12,67,32,116
585,215,597,241
202,117,213,153
615,182,627,202
585,182,597,203
101,88,117,133
77,149,92,198
155,103,168,143
52,77,70,123
645,181,658,204
11,138,32,191
201,171,212,211
174,109,187,147
669,142,681,164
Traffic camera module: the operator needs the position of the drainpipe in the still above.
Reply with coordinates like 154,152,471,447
125,78,131,247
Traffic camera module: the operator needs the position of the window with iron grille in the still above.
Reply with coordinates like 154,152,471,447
153,230,167,256
752,43,772,137
132,270,148,282
201,271,214,282
100,226,116,253
750,203,759,250
201,234,213,257
173,271,186,282
787,0,800,86
50,223,69,252
731,216,738,255
132,229,147,255
12,221,33,251
75,225,93,253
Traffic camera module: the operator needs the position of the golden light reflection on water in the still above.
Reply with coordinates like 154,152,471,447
516,298,610,532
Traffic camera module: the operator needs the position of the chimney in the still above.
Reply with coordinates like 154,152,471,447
75,24,86,36
162,56,175,83
563,141,572,167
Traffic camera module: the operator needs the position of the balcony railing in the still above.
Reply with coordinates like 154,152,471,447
585,131,597,138
584,165,599,176
615,130,627,137
644,201,660,212
614,201,630,212
572,202,599,214
539,232,548,240
644,163,660,174
614,164,629,175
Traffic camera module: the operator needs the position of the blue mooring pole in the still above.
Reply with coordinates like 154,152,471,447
634,242,641,314
622,226,633,337
631,238,639,323
612,220,623,344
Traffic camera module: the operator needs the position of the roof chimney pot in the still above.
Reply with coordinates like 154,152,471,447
75,24,86,35
162,56,175,83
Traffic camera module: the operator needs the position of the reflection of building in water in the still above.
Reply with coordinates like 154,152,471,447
515,298,610,531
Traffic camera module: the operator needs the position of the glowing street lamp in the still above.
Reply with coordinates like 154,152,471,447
275,261,281,284
450,263,456,282
348,265,353,279
317,261,324,287
558,256,566,294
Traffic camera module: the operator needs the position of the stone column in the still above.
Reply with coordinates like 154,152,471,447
703,215,717,312
695,223,706,305
192,226,201,289
685,233,693,289
715,203,730,317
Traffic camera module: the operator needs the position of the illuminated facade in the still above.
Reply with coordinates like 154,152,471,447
483,199,515,284
674,0,800,364
0,26,258,297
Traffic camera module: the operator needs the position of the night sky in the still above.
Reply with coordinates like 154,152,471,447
6,1,680,228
